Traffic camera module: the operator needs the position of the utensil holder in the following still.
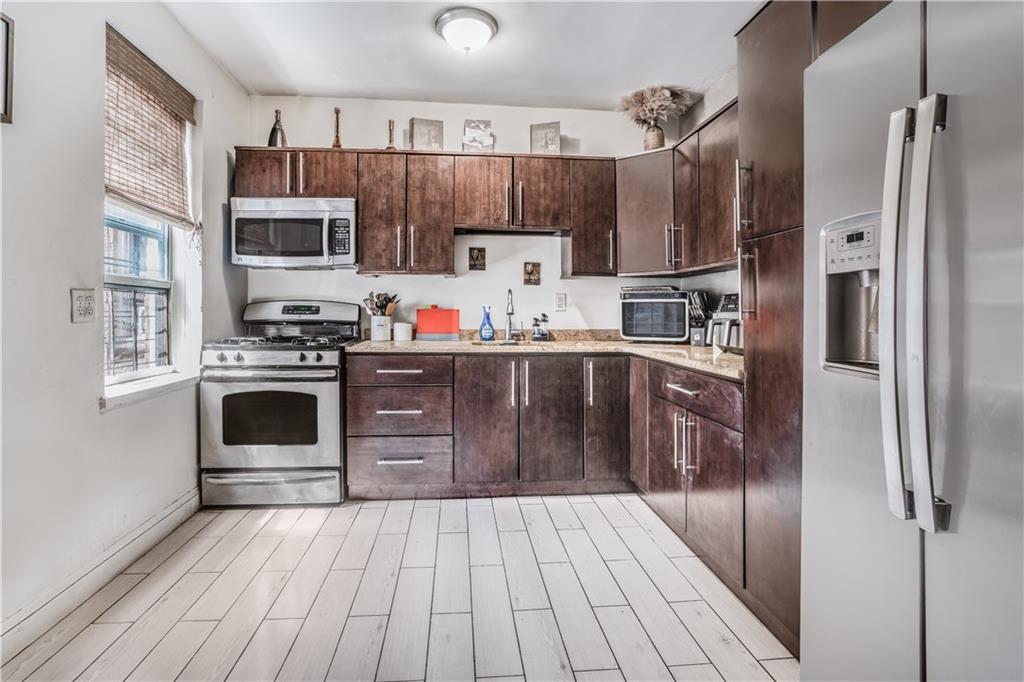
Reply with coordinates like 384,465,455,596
370,315,393,342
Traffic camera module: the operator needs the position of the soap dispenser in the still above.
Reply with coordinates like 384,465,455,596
479,305,495,342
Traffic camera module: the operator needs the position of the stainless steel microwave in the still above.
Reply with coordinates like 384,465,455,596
619,286,690,342
230,197,356,269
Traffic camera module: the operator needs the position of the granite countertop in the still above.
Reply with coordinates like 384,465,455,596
347,339,744,382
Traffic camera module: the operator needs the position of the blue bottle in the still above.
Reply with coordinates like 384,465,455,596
479,305,495,341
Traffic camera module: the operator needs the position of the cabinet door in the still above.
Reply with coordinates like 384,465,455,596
685,415,744,585
454,356,519,483
737,0,812,238
513,157,570,228
454,156,512,227
357,153,407,273
296,150,357,198
407,155,455,274
815,1,889,57
698,103,740,266
673,134,700,268
520,356,583,481
616,150,674,273
584,356,629,480
628,358,649,492
570,159,616,275
234,149,292,197
646,396,686,530
742,227,803,638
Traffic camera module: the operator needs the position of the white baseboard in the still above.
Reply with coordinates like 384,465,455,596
0,488,200,664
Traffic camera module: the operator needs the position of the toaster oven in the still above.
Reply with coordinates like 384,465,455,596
619,286,690,342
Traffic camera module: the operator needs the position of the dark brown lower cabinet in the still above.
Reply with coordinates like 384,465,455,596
685,415,744,585
628,358,649,492
454,356,518,483
584,357,629,480
646,396,686,530
520,356,583,481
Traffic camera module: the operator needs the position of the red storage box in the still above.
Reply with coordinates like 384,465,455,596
416,306,460,341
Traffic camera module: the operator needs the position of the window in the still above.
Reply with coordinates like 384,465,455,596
103,211,171,381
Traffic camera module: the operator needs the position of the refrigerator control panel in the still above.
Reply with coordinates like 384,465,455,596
824,221,879,274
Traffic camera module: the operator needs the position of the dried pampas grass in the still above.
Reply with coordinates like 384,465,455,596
620,86,695,128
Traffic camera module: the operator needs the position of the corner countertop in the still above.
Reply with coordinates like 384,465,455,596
346,340,744,382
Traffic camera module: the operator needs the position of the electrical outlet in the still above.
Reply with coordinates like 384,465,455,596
71,288,97,323
554,292,567,312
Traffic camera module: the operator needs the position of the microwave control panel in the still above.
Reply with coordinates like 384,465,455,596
824,219,879,274
330,218,352,256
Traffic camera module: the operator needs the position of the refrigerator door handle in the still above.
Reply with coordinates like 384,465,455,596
878,106,917,521
905,93,952,533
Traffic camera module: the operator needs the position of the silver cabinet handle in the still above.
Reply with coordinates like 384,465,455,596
905,93,951,533
504,182,511,224
735,159,753,231
510,360,516,407
409,225,416,268
668,223,677,267
879,106,917,521
285,151,292,194
733,159,741,238
607,229,614,271
666,383,700,398
740,246,758,318
375,369,423,374
298,152,305,194
664,225,671,267
524,360,530,406
672,411,679,470
587,360,594,406
396,225,402,268
518,180,525,225
375,409,424,415
684,418,697,473
377,457,424,465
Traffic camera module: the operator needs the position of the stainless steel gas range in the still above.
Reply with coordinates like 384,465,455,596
200,300,361,506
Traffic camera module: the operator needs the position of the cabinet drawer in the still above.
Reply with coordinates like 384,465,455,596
347,386,453,435
347,355,453,385
649,362,743,432
346,436,454,485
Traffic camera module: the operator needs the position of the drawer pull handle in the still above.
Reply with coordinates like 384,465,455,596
375,369,424,374
377,457,425,465
666,383,700,398
375,409,424,415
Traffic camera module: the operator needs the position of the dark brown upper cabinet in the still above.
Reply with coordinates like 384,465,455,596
295,150,357,198
737,0,813,238
519,356,583,482
673,135,699,269
406,154,455,274
357,153,407,273
454,355,519,483
584,356,630,480
454,155,512,228
513,157,570,228
816,1,889,57
570,159,617,275
616,150,675,274
234,148,357,198
697,103,740,266
234,149,293,197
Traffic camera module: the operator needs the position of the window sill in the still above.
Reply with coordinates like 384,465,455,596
100,371,199,413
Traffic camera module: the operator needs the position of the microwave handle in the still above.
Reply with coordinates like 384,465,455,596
323,216,332,262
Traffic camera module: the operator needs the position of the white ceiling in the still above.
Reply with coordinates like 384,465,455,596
164,2,758,111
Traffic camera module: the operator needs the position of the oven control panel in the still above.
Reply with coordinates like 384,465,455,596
200,349,341,368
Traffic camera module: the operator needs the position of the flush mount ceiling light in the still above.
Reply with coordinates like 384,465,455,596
435,7,498,54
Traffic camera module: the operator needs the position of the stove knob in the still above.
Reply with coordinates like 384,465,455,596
217,352,227,363
299,352,308,362
315,352,324,362
234,352,244,363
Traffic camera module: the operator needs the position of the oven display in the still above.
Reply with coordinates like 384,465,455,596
282,305,320,315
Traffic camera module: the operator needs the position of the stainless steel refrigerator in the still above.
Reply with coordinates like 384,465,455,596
802,2,1023,680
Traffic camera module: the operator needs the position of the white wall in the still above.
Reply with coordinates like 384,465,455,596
0,2,249,658
247,95,735,327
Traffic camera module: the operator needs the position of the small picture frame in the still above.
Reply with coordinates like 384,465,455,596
463,119,495,152
523,262,541,286
1,13,13,124
530,122,560,154
469,247,486,271
410,118,444,150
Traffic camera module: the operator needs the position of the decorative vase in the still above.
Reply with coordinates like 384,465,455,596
267,109,288,147
643,124,665,151
386,119,397,150
332,107,342,148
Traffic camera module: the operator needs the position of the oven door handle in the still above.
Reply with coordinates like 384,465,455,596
204,473,337,486
202,369,338,380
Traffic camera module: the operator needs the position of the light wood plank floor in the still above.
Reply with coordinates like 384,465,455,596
3,495,799,682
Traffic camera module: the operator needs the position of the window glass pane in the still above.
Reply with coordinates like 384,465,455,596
221,391,319,445
104,218,168,279
104,286,169,376
235,218,324,257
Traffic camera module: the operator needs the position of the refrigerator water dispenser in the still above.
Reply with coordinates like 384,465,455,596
820,211,881,376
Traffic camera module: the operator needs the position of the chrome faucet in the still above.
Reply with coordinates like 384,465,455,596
504,288,515,340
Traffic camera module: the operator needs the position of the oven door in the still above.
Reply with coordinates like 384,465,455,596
620,299,690,342
231,209,331,269
200,369,341,468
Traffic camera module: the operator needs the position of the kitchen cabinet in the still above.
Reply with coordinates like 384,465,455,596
672,134,699,269
234,148,357,198
815,1,889,57
520,356,584,481
346,386,453,436
628,358,649,492
406,154,455,274
295,150,358,197
234,149,293,197
616,150,675,274
357,153,407,273
685,414,744,585
584,356,629,480
454,355,519,483
646,395,687,530
570,159,616,275
512,156,570,228
454,155,512,228
697,103,740,265
737,0,813,238
741,227,804,640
